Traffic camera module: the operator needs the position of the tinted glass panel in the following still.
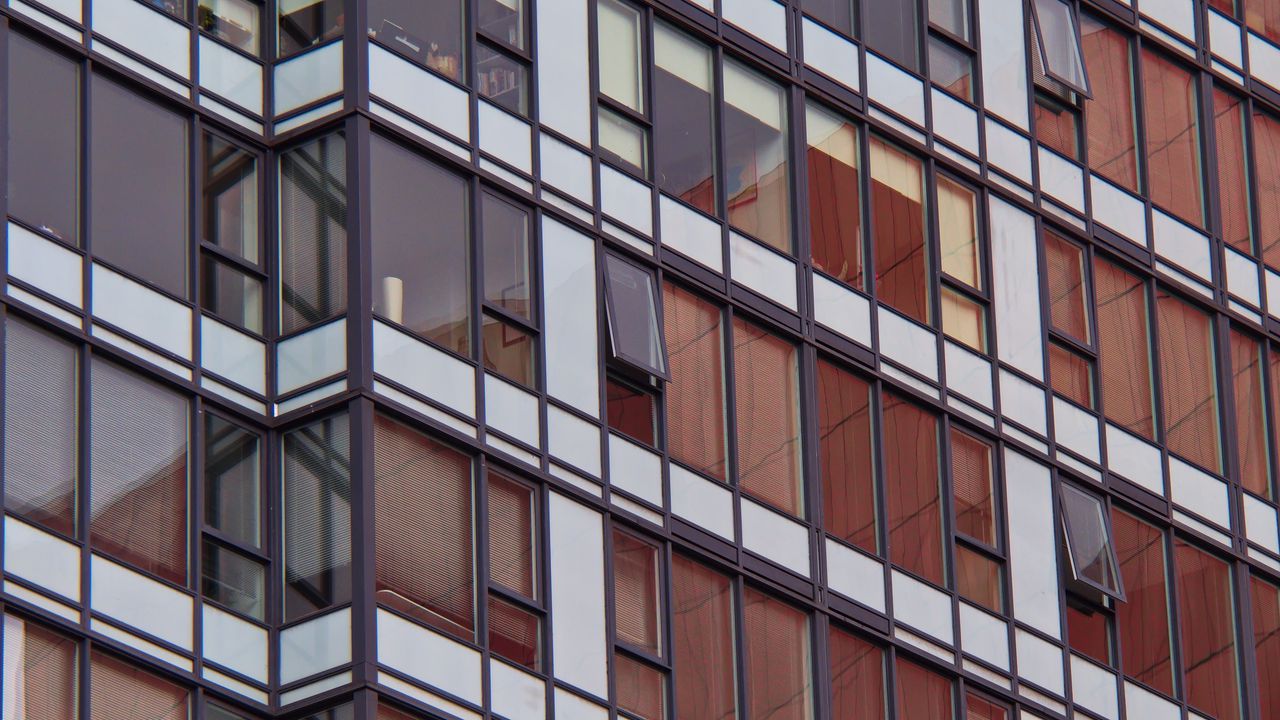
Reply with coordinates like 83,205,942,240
673,556,737,720
1214,87,1252,254
733,318,803,517
940,287,986,352
605,255,667,375
1034,94,1080,159
744,589,813,720
1175,540,1241,720
202,134,259,263
370,136,470,353
368,0,465,79
1060,484,1120,595
965,694,1006,720
864,0,919,71
280,133,347,334
1248,0,1280,44
1094,259,1155,439
1044,230,1090,343
828,627,884,719
600,105,649,175
870,138,929,323
654,24,717,215
8,34,79,245
937,178,980,289
89,650,189,720
1253,110,1280,268
663,283,728,480
477,45,528,115
929,0,969,39
1252,576,1280,720
1156,291,1221,472
806,103,863,289
283,413,351,622
955,544,1002,613
724,61,791,253
1142,49,1204,227
616,653,665,720
614,530,661,653
91,75,188,298
483,192,532,320
1080,16,1139,192
951,429,995,544
200,0,260,54
607,378,657,446
203,539,266,620
1066,604,1110,666
884,393,944,585
2,615,78,720
805,0,853,35
204,415,260,546
817,360,876,552
488,471,535,598
895,659,953,720
1231,330,1270,498
278,0,343,56
488,596,540,670
202,256,265,334
1111,509,1173,694
1049,341,1094,409
928,37,973,100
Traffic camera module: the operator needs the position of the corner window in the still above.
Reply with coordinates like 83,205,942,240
1059,483,1123,600
1030,0,1091,96
603,254,668,377
202,414,266,620
282,413,352,622
280,133,348,335
201,133,264,335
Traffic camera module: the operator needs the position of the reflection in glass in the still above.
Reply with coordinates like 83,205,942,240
1031,0,1089,92
928,36,972,100
744,588,813,720
367,0,465,77
202,256,265,334
1080,15,1139,192
478,44,529,116
489,596,541,670
733,318,803,517
614,530,661,653
818,359,876,552
829,626,884,718
607,378,657,446
864,0,919,71
1066,604,1111,665
604,255,666,376
1034,93,1080,159
1112,508,1174,694
663,283,728,481
937,177,980,289
200,0,261,54
929,0,969,40
724,60,791,253
1044,230,1089,342
2,616,78,720
895,659,954,720
283,413,351,622
1214,87,1252,254
203,134,259,263
278,0,344,56
1230,330,1270,498
1251,577,1280,720
597,0,644,112
1093,258,1155,439
280,132,348,334
482,314,536,388
203,539,266,620
90,650,190,720
955,544,1002,613
870,138,929,324
616,652,666,720
1048,341,1093,409
673,556,737,720
1253,110,1280,267
205,414,261,546
1156,290,1221,472
941,286,986,352
883,393,944,585
806,103,863,289
599,106,649,176
489,472,536,597
483,193,533,319
1175,540,1241,720
803,0,854,37
1142,48,1204,227
951,429,994,544
654,24,717,215
478,0,525,48
1059,484,1121,595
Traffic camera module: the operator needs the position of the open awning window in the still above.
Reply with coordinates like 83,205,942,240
603,253,669,378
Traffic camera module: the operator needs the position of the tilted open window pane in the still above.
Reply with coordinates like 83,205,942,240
1059,484,1123,599
1031,0,1090,96
283,413,352,622
604,254,668,377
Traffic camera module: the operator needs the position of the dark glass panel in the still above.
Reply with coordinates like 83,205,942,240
653,24,717,216
483,192,532,319
280,133,348,334
283,413,351,622
743,588,813,720
202,134,259,263
1093,258,1155,439
732,318,803,517
607,378,657,446
870,138,929,323
864,0,919,71
817,359,876,552
1174,540,1241,720
278,0,343,56
202,539,266,620
883,393,944,585
1156,290,1221,472
201,255,264,334
604,254,667,375
1060,485,1121,594
672,556,737,720
806,103,863,289
367,0,464,78
723,61,791,253
204,414,260,546
663,283,728,480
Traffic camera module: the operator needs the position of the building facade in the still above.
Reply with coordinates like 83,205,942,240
7,0,1280,718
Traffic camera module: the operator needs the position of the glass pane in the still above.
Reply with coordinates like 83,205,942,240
744,589,813,720
1066,604,1110,666
278,0,342,55
940,287,986,352
1231,330,1271,498
597,0,643,112
828,627,884,719
488,596,540,670
1142,48,1204,227
365,0,464,78
604,255,666,375
203,539,266,620
205,415,260,546
488,472,535,598
1081,15,1139,192
599,105,649,176
206,702,254,720
1156,291,1221,472
929,0,969,39
482,314,536,388
477,45,528,116
1247,0,1280,44
1251,576,1280,720
1034,94,1080,160
663,283,728,481
90,360,189,585
817,359,876,552
870,138,929,324
1032,0,1088,91
724,60,792,253
3,615,78,720
7,34,79,245
964,694,1006,720
280,133,348,335
89,650,189,720
200,0,260,54
1111,508,1173,694
864,0,919,71
370,135,470,354
607,378,657,446
1059,484,1120,594
654,24,717,215
884,393,944,585
806,103,863,289
928,37,973,101
202,256,265,334
478,0,524,48
614,530,661,653
4,320,79,537
1044,230,1090,343
1048,341,1094,409
733,318,803,517
1175,540,1241,720
616,653,666,720
951,429,995,544
955,544,1002,613
91,74,189,298
804,0,853,36
1094,258,1155,439
373,415,474,639
1253,109,1280,268
203,134,259,263
895,659,953,720
672,556,737,720
938,178,979,288
1214,87,1252,254
482,193,532,320
283,413,351,622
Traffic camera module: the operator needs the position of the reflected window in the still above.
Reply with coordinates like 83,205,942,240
604,254,668,377
368,0,465,79
724,60,792,253
733,318,803,517
744,589,813,720
1214,87,1252,255
90,650,189,720
1080,15,1138,192
672,556,737,720
895,659,953,720
883,392,944,585
1059,484,1122,599
283,413,351,622
654,24,717,216
1111,508,1173,693
1156,291,1221,472
817,359,876,553
828,627,884,718
1142,49,1204,227
1230,330,1271,498
1175,540,1242,720
870,138,929,324
280,133,347,334
278,0,344,57
2,615,78,720
806,102,863,289
663,283,728,481
200,0,261,54
204,415,260,546
1030,0,1090,95
1093,258,1155,439
7,34,79,245
864,0,919,71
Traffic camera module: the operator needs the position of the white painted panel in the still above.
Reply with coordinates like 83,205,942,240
1152,209,1211,281
931,88,979,156
801,18,859,90
3,516,80,601
377,608,481,705
741,499,810,577
543,217,600,416
1244,493,1280,554
1105,423,1164,496
91,554,193,650
600,165,653,236
367,44,467,140
373,320,476,418
278,671,351,706
865,52,925,127
274,41,342,116
279,607,351,685
91,263,192,360
669,463,734,540
608,434,662,506
986,119,1033,185
944,340,993,408
202,604,268,682
1015,628,1064,695
722,0,786,50
1124,680,1181,720
490,660,546,720
989,197,1043,378
1071,654,1119,720
1005,449,1061,638
729,232,797,310
1169,456,1230,528
7,223,82,308
547,405,601,477
877,306,938,382
485,374,540,448
659,195,723,271
277,318,345,394
1209,10,1244,68
93,0,190,78
1090,174,1147,246
1141,0,1194,41
555,688,610,720
1038,146,1084,212
478,101,532,174
91,617,192,671
1000,368,1047,435
1226,248,1261,306
201,317,266,394
892,570,953,644
22,0,80,21
979,0,1028,129
536,0,590,144
1053,397,1100,464
549,493,608,697
199,36,262,114
825,539,885,612
540,135,593,204
959,603,1009,671
813,274,871,346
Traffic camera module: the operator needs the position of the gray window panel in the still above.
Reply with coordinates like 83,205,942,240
1032,0,1090,95
202,134,259,264
482,192,533,320
204,414,261,547
1060,483,1124,600
803,0,855,37
280,132,348,335
202,539,266,620
368,0,467,78
929,0,970,40
202,255,265,334
278,0,343,57
603,254,668,377
864,0,920,72
283,413,352,622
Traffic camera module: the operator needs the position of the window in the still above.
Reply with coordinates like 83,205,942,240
1080,15,1139,192
613,530,666,720
1248,0,1280,45
201,133,264,334
1066,602,1111,665
732,318,803,517
203,414,266,620
89,651,189,720
828,626,885,719
1110,508,1173,694
3,320,79,537
3,615,78,720
883,392,944,585
1059,484,1122,600
1048,341,1094,409
927,0,975,102
817,359,876,553
965,694,1008,720
278,0,343,56
368,0,466,80
606,376,658,447
1214,87,1252,255
864,0,919,71
1253,109,1280,267
1142,49,1205,227
282,413,351,622
1250,575,1280,719
596,0,647,173
7,34,79,245
280,133,347,335
373,415,475,641
1230,330,1271,498
870,138,929,324
806,102,863,289
743,589,813,720
937,177,986,352
723,60,792,254
91,74,189,298
1030,0,1090,95
895,658,954,720
199,0,261,54
481,192,538,389
1093,258,1155,439
1044,230,1090,343
604,254,668,377
477,45,530,115
90,360,189,586
662,283,728,481
805,0,854,36
1156,291,1221,472
1175,540,1241,720
653,24,717,216
951,429,1003,613
487,471,542,670
1034,91,1081,160
672,556,736,720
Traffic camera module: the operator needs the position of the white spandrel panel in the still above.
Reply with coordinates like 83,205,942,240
659,195,723,272
3,515,81,602
722,0,787,51
1070,654,1119,720
91,263,193,361
542,217,600,416
201,316,266,394
373,320,476,418
824,539,884,612
277,318,345,394
7,222,83,308
1015,628,1064,695
279,607,351,685
740,499,810,577
274,41,342,116
865,53,925,128
978,0,1028,129
989,197,1043,379
548,493,608,698
92,0,190,79
891,570,953,644
202,604,268,682
198,36,263,115
801,18,859,91
377,608,482,705
1004,449,1061,639
91,554,193,651
536,0,590,144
